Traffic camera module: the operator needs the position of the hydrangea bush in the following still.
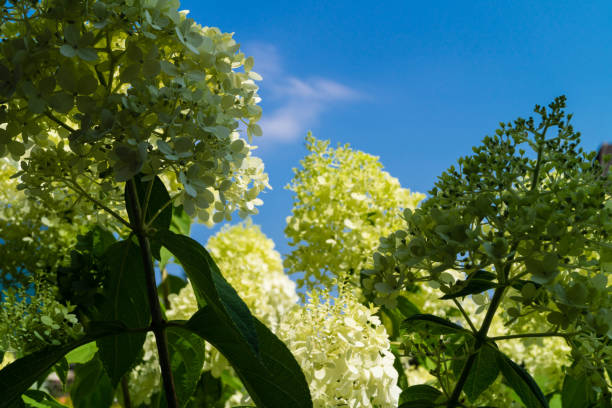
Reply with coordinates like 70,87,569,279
0,0,609,405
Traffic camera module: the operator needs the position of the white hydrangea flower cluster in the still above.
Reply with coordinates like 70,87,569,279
277,291,401,408
2,0,269,225
285,133,425,291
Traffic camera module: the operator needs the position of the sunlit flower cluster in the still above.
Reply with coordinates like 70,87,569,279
277,290,401,408
285,133,424,290
2,0,268,225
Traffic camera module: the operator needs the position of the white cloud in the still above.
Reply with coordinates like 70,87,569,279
245,42,361,142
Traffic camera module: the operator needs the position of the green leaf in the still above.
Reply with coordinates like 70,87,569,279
161,327,206,407
120,64,141,83
70,354,114,408
561,372,596,408
63,24,80,45
156,230,259,356
526,253,559,284
0,328,124,408
184,306,312,408
400,384,443,404
397,295,420,318
56,65,78,93
76,48,98,62
48,92,74,114
402,314,471,335
497,352,549,408
124,176,170,227
21,390,68,408
463,343,500,401
28,96,47,114
77,72,98,95
54,358,69,388
59,44,76,58
95,240,149,387
170,205,191,235
441,270,498,299
143,59,161,78
65,342,98,364
158,274,187,299
7,141,25,158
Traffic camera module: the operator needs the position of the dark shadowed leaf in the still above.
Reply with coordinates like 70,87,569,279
70,354,114,408
497,352,549,408
156,230,258,356
397,295,420,318
441,270,498,299
400,384,443,406
561,372,596,408
157,328,206,407
0,325,125,408
402,314,471,335
463,343,501,401
95,240,149,387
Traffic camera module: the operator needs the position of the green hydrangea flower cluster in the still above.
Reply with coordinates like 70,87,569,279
364,97,612,398
0,280,83,353
285,133,424,290
1,0,268,224
0,157,113,354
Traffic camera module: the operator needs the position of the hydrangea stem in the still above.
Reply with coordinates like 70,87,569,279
120,376,133,408
447,286,506,407
126,180,179,408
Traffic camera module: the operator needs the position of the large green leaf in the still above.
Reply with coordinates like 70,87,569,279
125,175,172,258
497,352,549,408
462,343,501,401
561,372,596,408
96,240,149,387
402,314,471,335
156,230,258,355
184,306,312,408
0,325,125,408
70,353,114,408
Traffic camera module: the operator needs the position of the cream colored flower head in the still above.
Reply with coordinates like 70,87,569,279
285,133,424,291
277,290,401,408
2,0,268,225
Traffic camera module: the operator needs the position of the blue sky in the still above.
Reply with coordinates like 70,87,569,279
182,0,612,257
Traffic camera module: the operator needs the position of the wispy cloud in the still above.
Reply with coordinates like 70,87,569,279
246,42,361,142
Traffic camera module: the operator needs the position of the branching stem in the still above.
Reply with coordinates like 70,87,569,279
447,286,506,407
126,180,179,408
